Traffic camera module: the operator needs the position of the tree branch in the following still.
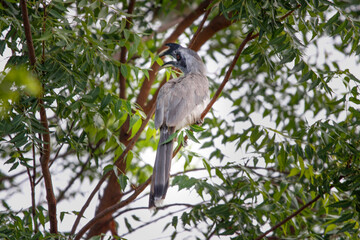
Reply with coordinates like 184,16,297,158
20,0,57,234
136,0,212,108
188,5,212,49
20,0,36,66
74,177,152,240
120,206,192,238
70,171,111,236
254,194,321,240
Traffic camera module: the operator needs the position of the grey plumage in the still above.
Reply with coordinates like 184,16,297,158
149,43,209,208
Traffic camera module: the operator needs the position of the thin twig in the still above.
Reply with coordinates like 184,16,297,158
254,194,321,240
188,5,212,49
56,156,92,203
69,171,110,236
120,206,192,238
31,141,38,232
8,133,38,233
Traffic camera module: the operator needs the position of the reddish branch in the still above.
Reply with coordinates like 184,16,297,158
20,0,58,234
136,0,212,109
188,6,212,49
74,177,152,240
20,0,36,66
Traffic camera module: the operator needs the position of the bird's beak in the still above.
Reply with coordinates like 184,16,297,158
159,43,180,58
161,61,177,68
159,43,181,68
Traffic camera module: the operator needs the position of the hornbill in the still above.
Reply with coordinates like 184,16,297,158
149,43,209,208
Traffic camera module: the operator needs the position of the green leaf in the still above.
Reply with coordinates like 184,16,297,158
190,124,205,132
172,216,178,229
202,159,212,177
161,131,178,145
185,129,200,143
9,162,19,171
100,93,112,111
324,224,337,234
298,156,305,178
327,200,352,209
215,168,226,182
299,71,313,83
120,64,128,78
118,174,128,191
332,212,354,224
287,168,300,177
349,97,360,104
124,217,133,232
290,60,305,73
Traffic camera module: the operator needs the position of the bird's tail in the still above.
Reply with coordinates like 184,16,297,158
149,126,175,208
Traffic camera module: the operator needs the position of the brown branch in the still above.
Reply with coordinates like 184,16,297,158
56,157,92,203
254,194,321,240
20,0,36,66
190,14,233,52
279,4,300,21
39,100,58,234
74,177,152,240
70,171,110,236
8,134,38,233
188,5,212,49
20,0,57,234
136,0,212,108
119,0,136,99
201,31,253,119
31,142,38,232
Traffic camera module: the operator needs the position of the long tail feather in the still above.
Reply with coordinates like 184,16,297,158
149,126,175,208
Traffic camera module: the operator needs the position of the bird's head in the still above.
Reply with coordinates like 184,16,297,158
159,43,206,75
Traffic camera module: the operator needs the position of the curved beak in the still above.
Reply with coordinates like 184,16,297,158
159,43,181,58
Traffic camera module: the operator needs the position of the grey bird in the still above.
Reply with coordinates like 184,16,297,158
149,43,209,208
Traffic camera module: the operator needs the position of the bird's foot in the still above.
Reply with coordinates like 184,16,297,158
183,137,188,147
195,118,204,125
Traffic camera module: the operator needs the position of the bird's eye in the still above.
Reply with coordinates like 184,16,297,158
176,54,181,60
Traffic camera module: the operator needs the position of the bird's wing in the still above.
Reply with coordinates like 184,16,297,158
163,74,209,128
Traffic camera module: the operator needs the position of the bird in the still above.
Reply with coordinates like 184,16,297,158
149,43,209,208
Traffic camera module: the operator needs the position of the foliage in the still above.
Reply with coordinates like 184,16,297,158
1,0,360,239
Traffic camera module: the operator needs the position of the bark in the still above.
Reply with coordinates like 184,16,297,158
20,0,58,234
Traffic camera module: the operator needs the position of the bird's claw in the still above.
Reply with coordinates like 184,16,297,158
195,119,204,125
